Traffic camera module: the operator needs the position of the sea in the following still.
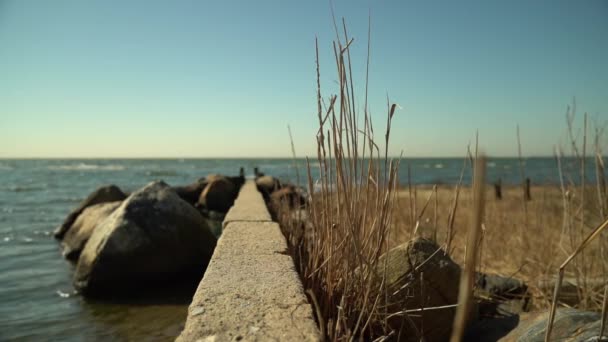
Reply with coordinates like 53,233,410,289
0,157,602,340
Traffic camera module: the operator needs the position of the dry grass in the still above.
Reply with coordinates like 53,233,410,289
392,183,607,311
276,18,608,342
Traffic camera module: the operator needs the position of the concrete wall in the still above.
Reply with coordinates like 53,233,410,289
178,180,320,341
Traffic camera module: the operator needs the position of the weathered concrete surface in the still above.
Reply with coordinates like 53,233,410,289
222,181,272,226
178,180,320,342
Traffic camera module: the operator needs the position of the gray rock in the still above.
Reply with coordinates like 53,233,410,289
370,238,464,342
172,180,207,205
74,181,217,297
54,185,126,239
255,175,281,195
476,273,528,300
197,177,239,212
61,201,121,261
270,185,307,209
497,308,606,341
475,273,530,320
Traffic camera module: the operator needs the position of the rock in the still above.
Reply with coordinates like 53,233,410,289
256,175,281,195
172,180,207,206
74,181,217,297
270,185,306,209
197,177,239,212
370,238,464,341
536,277,606,307
61,201,121,261
54,185,126,239
475,273,530,318
204,174,224,182
496,308,606,341
476,273,528,300
465,313,522,341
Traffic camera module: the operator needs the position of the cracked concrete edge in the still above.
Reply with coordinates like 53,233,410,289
223,180,272,226
177,181,321,342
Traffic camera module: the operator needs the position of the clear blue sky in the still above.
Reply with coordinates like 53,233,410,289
1,0,606,158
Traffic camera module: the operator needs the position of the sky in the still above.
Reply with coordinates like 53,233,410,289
0,0,606,158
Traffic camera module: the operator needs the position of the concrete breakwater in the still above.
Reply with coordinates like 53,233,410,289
178,180,320,341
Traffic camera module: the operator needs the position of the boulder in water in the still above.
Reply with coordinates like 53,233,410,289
74,181,217,297
172,180,208,206
54,185,126,239
197,177,239,212
61,201,121,261
255,175,281,195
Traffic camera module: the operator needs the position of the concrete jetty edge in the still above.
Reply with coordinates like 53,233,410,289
178,180,321,341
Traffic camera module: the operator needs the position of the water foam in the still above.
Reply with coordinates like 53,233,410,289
48,163,126,171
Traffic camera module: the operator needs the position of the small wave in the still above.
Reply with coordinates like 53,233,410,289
145,170,179,177
49,197,83,205
48,163,125,171
5,185,45,192
0,164,14,171
434,163,444,169
56,290,72,298
487,162,496,168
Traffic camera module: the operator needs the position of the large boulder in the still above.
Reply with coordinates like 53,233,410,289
197,177,239,212
270,185,307,209
201,174,244,185
172,180,208,206
255,175,281,195
370,238,464,341
54,185,126,239
479,308,606,341
74,181,217,297
227,175,245,190
203,174,224,182
61,201,121,261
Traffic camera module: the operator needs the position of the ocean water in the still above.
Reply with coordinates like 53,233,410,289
0,157,601,340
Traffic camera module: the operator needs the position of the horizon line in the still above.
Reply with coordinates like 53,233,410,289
0,154,596,160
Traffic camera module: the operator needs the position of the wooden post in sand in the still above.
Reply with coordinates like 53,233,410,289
494,179,502,200
524,178,532,201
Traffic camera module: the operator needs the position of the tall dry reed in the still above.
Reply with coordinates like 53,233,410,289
278,19,408,340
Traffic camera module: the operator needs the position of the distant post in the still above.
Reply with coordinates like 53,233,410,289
239,167,245,178
524,178,531,201
494,178,502,200
254,167,264,178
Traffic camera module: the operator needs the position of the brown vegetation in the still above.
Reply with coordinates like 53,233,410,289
276,18,608,341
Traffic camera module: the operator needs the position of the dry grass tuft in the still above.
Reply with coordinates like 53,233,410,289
275,20,608,342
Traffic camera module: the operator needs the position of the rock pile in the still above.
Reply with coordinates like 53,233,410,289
54,173,243,297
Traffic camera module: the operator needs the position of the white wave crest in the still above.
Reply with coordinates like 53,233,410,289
48,163,126,171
